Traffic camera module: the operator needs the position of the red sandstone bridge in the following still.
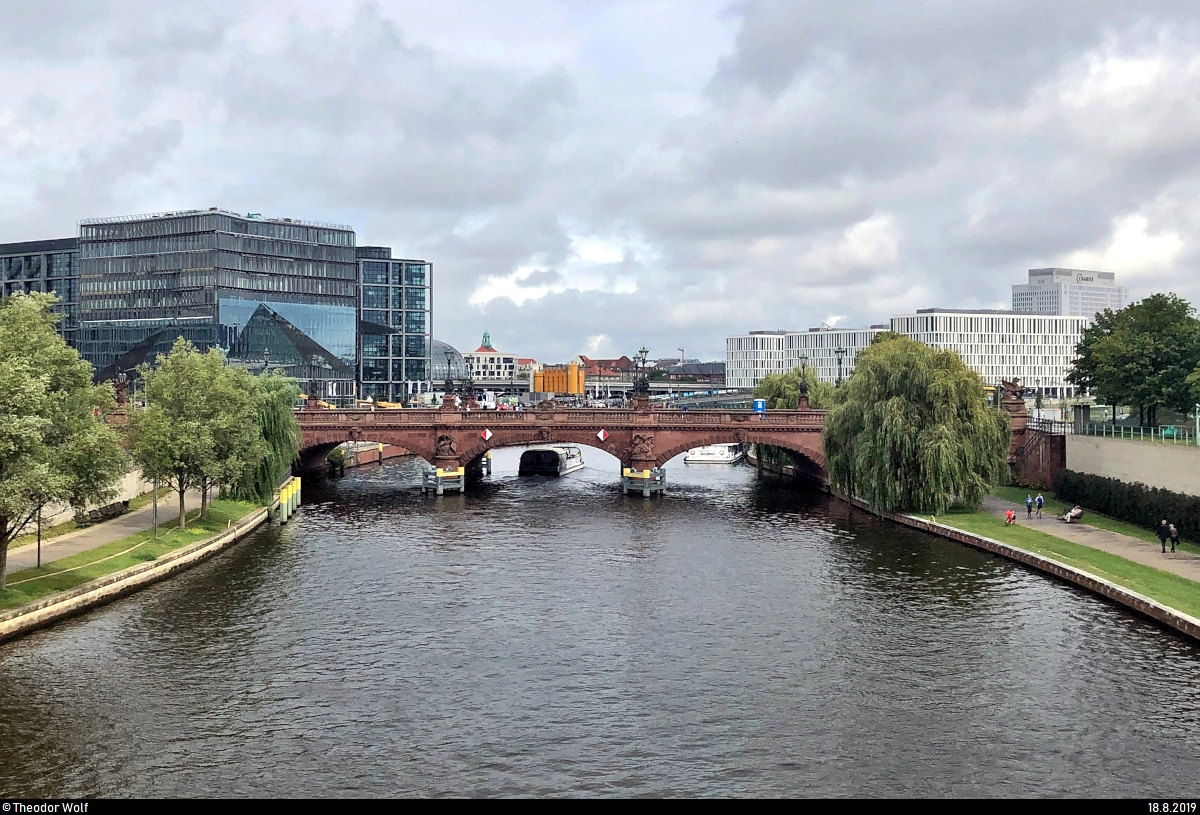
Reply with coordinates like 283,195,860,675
295,401,829,483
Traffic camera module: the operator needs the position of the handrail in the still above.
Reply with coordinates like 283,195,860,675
1076,422,1197,446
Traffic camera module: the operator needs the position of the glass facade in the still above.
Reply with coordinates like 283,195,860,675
355,247,433,403
78,210,358,401
0,238,80,346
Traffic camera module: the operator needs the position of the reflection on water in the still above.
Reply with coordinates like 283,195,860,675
1,448,1198,797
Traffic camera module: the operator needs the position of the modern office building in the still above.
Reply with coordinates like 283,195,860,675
728,309,1087,396
725,331,787,389
1012,268,1126,320
77,209,359,402
356,246,433,403
785,325,889,384
0,237,80,346
889,309,1089,398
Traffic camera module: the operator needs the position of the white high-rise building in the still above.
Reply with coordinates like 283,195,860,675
1012,268,1126,320
725,331,787,388
889,309,1089,398
785,326,889,383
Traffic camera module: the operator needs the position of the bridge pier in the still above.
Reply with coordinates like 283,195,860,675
422,464,466,495
622,466,666,497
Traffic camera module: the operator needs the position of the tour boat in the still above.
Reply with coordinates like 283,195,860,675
518,446,586,476
684,443,746,464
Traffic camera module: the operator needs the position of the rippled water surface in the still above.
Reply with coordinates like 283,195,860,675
1,448,1198,797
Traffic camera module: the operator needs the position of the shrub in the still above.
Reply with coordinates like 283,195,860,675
1054,469,1200,540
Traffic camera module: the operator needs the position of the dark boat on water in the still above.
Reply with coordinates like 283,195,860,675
518,446,586,476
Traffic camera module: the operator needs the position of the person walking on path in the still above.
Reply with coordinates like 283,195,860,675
1035,493,1044,518
1169,523,1180,553
1025,494,1034,518
1158,520,1171,553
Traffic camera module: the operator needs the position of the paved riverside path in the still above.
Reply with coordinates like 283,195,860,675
981,495,1200,584
6,490,202,573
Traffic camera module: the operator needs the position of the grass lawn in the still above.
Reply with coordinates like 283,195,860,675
940,507,1200,620
990,485,1199,556
8,489,163,552
0,498,259,611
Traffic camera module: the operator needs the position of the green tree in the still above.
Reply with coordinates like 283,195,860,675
129,339,265,528
0,294,129,589
753,368,838,409
822,334,1011,515
1069,294,1200,426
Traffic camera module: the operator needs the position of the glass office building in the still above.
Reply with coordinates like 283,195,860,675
0,237,80,347
356,246,433,403
78,210,359,402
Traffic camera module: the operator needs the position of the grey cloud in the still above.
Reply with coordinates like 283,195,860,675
517,269,563,287
4,0,1200,363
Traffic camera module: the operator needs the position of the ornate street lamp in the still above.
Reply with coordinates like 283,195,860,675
444,347,456,394
834,347,846,386
798,353,810,406
632,346,650,396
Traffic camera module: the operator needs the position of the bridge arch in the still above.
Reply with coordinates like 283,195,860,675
457,430,632,468
296,427,437,470
653,431,826,472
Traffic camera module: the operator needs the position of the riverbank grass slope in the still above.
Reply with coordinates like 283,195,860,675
0,499,259,611
941,507,1200,619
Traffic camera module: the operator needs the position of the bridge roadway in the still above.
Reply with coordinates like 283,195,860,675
295,403,828,483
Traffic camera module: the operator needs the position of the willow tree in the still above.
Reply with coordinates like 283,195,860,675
230,372,300,504
822,335,1010,515
753,368,838,409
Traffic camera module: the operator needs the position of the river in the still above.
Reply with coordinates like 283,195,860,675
1,447,1197,797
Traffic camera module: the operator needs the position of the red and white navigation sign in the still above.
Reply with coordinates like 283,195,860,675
596,429,609,442
480,428,494,441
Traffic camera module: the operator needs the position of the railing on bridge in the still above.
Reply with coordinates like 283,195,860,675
296,407,826,427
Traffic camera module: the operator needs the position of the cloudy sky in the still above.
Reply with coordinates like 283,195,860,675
3,1,1199,361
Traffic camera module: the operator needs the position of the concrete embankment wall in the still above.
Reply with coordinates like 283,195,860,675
0,504,275,645
1067,435,1200,498
34,469,157,529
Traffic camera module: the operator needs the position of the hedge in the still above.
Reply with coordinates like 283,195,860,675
1054,469,1200,541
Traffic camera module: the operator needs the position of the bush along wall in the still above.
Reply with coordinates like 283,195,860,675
1054,469,1200,541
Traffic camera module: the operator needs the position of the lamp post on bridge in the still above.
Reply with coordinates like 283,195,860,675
798,353,810,409
834,347,846,387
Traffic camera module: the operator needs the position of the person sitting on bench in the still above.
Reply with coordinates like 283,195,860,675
1061,505,1084,523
